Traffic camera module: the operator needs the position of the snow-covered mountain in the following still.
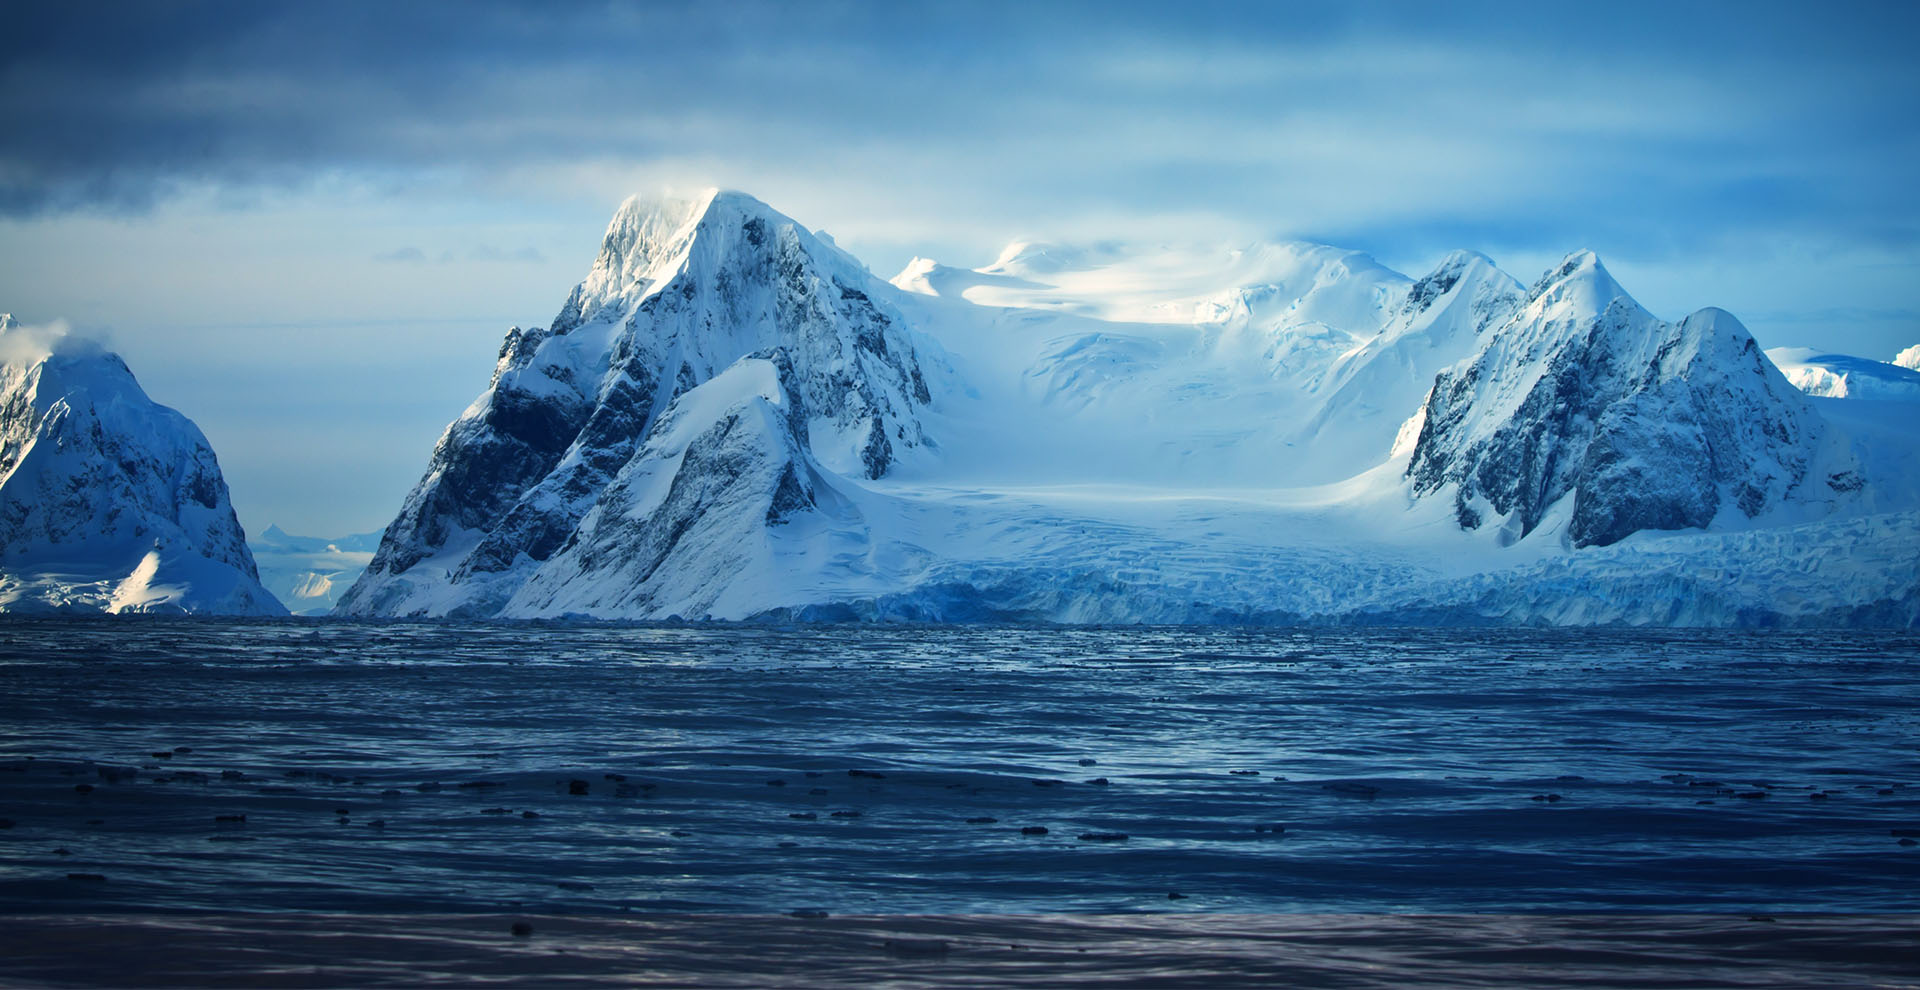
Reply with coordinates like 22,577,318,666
1404,252,1857,548
338,191,933,617
0,315,283,615
339,193,1920,626
248,524,378,616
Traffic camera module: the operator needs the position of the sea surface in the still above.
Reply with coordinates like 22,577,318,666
2,620,1917,985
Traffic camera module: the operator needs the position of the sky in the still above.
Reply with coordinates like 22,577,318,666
2,0,1916,537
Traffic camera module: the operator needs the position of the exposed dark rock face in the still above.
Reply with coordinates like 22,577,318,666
1406,254,1848,548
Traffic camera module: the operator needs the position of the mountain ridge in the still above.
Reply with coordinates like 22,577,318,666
334,192,1917,625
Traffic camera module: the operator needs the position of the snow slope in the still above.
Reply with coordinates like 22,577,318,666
0,315,284,615
341,195,1920,626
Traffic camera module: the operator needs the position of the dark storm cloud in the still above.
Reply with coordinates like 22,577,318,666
3,0,1918,261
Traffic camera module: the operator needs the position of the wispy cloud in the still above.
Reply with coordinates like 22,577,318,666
466,245,546,264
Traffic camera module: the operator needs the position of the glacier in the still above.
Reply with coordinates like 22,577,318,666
0,315,283,615
339,192,1920,626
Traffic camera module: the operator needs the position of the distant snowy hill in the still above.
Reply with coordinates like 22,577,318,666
0,315,284,615
340,193,1920,626
248,524,378,616
1766,347,1920,401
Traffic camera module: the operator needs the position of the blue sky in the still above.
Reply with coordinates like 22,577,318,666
2,0,1916,536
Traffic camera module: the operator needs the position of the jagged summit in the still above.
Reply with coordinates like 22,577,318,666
1518,249,1639,325
553,189,864,336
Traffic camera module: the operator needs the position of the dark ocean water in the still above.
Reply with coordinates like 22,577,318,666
2,620,1917,985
